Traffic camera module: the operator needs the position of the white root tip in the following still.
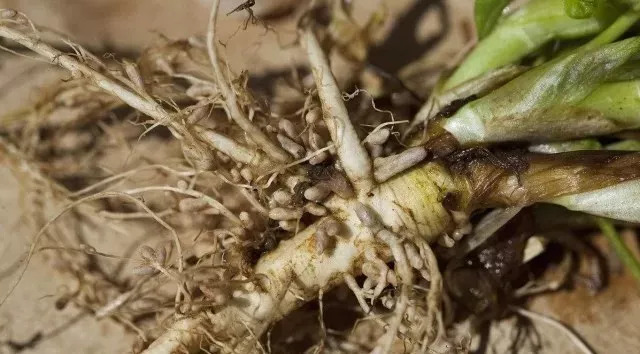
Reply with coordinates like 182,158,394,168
303,28,375,196
178,197,209,212
278,119,299,141
305,107,321,124
272,189,293,205
277,134,306,159
374,147,427,183
304,202,327,216
354,202,378,229
269,207,303,221
304,185,330,202
364,128,391,146
278,220,299,231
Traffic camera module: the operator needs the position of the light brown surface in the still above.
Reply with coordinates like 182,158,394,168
2,0,639,353
485,273,640,354
0,151,137,353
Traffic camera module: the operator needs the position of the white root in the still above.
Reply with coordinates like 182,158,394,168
123,186,243,226
186,83,217,99
194,126,271,168
285,175,307,190
437,233,456,248
304,202,327,216
364,128,391,146
278,119,299,141
302,28,375,197
321,217,341,236
142,316,208,354
416,239,443,349
186,105,210,124
375,232,413,353
259,144,335,177
278,220,298,231
239,211,254,229
202,207,221,215
1,10,465,354
99,209,176,220
308,129,329,164
216,151,231,163
142,198,395,353
354,202,414,354
365,127,391,159
454,207,523,256
1,9,17,18
0,20,218,175
268,207,303,221
0,22,207,157
510,306,595,354
450,210,472,241
9,7,639,354
240,168,253,182
178,197,209,212
363,250,393,302
276,133,306,159
0,191,186,308
140,159,459,352
304,185,331,202
369,144,384,158
95,286,138,319
70,165,195,197
308,129,326,150
522,235,548,263
305,107,321,124
373,147,427,183
206,0,291,163
230,168,241,183
344,273,372,314
272,189,293,205
315,229,330,254
404,243,424,270
122,59,146,94
314,217,341,254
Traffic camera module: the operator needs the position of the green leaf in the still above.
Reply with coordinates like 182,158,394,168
606,140,640,150
440,37,640,144
595,217,640,286
445,0,622,89
529,139,602,153
474,0,512,39
564,0,598,19
412,65,527,127
550,177,640,223
584,10,640,49
616,0,640,11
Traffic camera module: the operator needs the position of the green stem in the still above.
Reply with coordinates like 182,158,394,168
594,217,640,285
584,10,640,49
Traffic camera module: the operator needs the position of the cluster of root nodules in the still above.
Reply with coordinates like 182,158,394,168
0,5,595,354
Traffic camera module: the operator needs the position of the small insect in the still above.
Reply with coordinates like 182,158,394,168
226,0,261,29
226,0,255,16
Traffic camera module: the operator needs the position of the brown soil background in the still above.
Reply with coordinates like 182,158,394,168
0,0,639,353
